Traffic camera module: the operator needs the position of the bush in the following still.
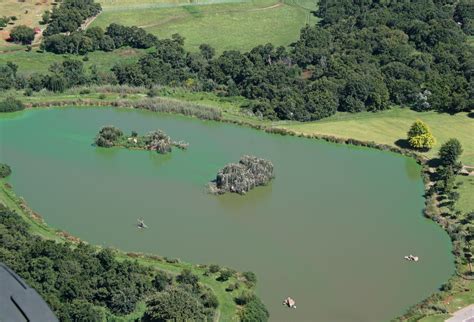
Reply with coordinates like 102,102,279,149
152,271,173,292
176,268,199,287
95,126,123,147
147,88,159,97
439,139,463,167
240,296,270,322
242,271,257,286
9,25,35,45
208,264,220,274
143,287,206,321
0,97,25,112
225,282,240,292
24,88,33,96
0,164,12,178
217,269,233,282
234,290,254,305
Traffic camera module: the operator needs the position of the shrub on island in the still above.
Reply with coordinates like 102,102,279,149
95,125,123,147
209,155,274,195
94,126,188,154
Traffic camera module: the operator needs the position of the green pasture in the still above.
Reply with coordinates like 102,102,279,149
91,0,317,52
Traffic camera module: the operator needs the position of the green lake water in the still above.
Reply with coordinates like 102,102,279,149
0,107,454,321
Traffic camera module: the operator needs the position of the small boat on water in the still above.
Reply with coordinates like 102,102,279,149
283,297,296,309
404,254,419,262
137,218,148,229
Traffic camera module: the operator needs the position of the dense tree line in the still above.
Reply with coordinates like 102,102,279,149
41,24,157,55
3,0,473,121
42,0,101,36
109,0,473,120
0,206,221,320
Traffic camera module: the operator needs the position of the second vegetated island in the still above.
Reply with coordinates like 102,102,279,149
209,155,274,195
95,126,188,153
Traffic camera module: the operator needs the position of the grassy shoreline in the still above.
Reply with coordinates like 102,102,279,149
1,90,473,320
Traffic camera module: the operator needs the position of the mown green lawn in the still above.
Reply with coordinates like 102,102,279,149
92,0,317,52
456,176,474,214
281,108,474,165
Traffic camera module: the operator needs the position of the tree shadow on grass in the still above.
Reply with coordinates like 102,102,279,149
394,139,411,149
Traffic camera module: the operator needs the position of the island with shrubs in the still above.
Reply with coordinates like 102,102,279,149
94,126,188,154
209,155,274,195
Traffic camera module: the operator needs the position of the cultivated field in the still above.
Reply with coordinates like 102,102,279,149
91,0,317,52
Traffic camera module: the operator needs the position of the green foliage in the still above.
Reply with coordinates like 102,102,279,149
95,126,123,147
143,287,206,321
407,120,436,150
0,163,12,178
208,264,220,274
0,16,10,28
9,25,35,45
234,290,255,305
152,271,173,292
242,271,257,286
0,97,24,112
41,23,157,55
176,268,199,287
454,0,474,35
240,295,270,322
0,208,153,319
439,139,463,167
44,0,102,37
217,269,233,281
0,62,18,90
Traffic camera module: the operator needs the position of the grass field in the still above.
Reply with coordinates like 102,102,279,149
279,109,474,165
91,0,317,52
0,47,148,75
0,0,53,50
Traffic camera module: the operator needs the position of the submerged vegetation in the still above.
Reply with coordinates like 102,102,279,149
209,155,274,195
95,126,188,153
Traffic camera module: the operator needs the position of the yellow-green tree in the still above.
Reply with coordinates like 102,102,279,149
407,120,436,150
